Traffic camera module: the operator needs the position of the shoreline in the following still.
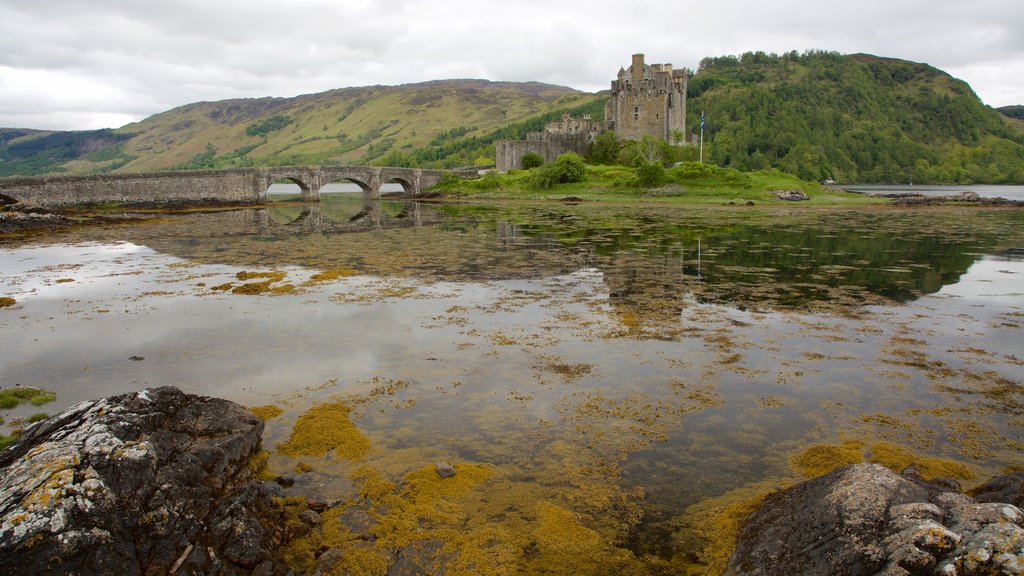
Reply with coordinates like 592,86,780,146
3,190,1023,238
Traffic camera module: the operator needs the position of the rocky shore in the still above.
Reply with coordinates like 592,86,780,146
726,463,1024,576
0,387,289,575
3,388,1022,575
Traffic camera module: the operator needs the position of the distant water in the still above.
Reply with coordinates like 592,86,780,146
841,184,1024,201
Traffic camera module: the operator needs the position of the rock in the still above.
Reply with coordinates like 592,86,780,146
339,499,377,534
299,510,323,527
0,386,285,575
774,190,809,201
388,539,450,576
307,498,328,512
276,474,296,488
973,471,1024,507
311,548,346,576
725,463,1024,576
435,461,457,479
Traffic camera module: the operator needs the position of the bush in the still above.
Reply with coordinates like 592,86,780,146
245,115,294,137
552,153,587,183
636,161,667,187
521,152,544,169
528,152,588,189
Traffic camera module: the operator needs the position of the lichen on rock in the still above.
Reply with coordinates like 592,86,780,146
0,386,288,575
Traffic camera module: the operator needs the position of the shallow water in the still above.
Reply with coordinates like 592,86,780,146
2,196,1023,571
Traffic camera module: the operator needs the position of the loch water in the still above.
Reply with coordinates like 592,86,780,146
1,195,1022,569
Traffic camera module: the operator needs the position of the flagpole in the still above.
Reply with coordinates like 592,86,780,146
699,110,705,164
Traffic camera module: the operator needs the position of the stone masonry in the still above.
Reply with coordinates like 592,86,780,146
496,53,689,172
0,165,460,208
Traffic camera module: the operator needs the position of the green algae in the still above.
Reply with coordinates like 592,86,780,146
278,401,371,461
867,441,976,481
305,268,359,285
793,440,865,478
793,440,976,481
249,405,284,421
674,481,782,575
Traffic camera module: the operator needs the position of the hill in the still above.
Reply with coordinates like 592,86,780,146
687,51,1024,184
998,105,1024,120
0,80,602,176
3,52,1023,184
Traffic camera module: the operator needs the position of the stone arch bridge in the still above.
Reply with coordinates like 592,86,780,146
0,165,473,208
260,165,451,201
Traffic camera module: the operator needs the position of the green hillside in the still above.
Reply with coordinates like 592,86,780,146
687,51,1024,184
998,105,1024,120
3,52,1023,184
0,80,601,176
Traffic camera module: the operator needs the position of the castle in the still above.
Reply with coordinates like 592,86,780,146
496,54,688,172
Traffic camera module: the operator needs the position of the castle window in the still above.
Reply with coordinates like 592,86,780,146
633,106,640,121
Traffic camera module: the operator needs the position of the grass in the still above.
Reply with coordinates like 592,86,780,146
435,163,883,206
0,387,56,409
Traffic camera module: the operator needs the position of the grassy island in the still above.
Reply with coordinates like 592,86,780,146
433,154,880,206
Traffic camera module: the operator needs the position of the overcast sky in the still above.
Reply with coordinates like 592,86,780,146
1,0,1021,131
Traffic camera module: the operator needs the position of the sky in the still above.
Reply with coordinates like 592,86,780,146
1,0,1021,131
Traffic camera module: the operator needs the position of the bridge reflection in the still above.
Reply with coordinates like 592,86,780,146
251,198,439,235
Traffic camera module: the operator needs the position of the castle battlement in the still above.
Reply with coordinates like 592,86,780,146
496,53,688,171
606,53,688,142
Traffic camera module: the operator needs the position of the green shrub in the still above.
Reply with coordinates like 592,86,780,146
636,161,667,187
245,115,294,137
552,153,587,183
521,152,544,170
527,153,587,189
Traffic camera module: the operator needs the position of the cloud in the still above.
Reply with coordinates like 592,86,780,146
1,0,1021,130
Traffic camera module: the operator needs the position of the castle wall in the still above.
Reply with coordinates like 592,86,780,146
496,132,594,172
607,54,687,142
496,53,689,170
496,140,552,172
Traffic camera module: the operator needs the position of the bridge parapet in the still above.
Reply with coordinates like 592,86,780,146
0,165,453,207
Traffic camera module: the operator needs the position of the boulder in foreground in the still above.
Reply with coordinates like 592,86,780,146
0,386,287,575
726,463,1024,576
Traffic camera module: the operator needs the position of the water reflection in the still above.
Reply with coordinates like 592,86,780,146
145,199,1022,320
1,201,1022,573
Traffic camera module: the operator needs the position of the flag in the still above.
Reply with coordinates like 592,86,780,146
700,111,705,131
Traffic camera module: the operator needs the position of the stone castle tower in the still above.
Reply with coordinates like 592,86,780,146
495,54,688,171
605,53,688,142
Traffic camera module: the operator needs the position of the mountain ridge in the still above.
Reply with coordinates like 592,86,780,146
2,53,1023,184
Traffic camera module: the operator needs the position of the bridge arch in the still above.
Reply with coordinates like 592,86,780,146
382,176,415,196
321,177,374,194
262,167,322,201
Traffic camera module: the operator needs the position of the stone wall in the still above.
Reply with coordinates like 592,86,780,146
496,133,592,172
0,169,262,208
496,140,551,172
0,166,452,207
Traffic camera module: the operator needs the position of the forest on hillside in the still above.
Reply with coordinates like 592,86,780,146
2,51,1022,184
686,50,1024,184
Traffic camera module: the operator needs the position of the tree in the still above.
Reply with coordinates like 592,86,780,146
588,131,620,165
